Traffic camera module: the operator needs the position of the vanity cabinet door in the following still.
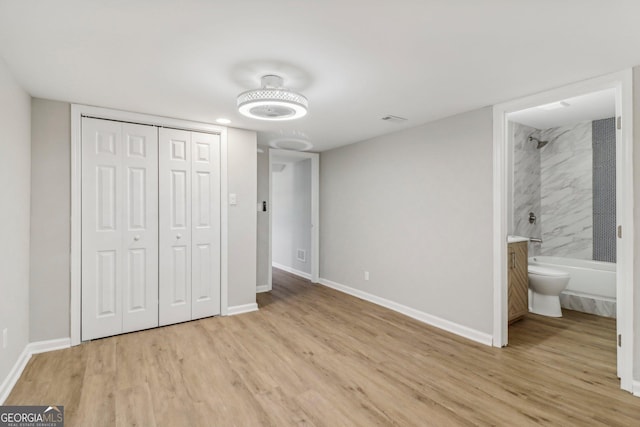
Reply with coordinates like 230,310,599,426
508,241,528,324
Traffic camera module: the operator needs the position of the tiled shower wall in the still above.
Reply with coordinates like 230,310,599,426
511,122,541,255
539,121,593,259
592,117,616,262
512,121,594,260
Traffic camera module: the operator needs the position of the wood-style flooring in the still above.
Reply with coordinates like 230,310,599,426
6,268,640,426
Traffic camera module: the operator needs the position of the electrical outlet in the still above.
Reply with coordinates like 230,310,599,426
364,271,370,281
2,328,7,349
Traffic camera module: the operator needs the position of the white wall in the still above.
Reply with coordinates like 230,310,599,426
272,164,294,267
320,107,494,335
256,149,270,289
30,99,70,341
227,128,258,307
0,59,31,384
272,159,312,274
292,159,312,274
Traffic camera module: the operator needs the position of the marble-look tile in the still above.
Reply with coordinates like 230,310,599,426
540,121,593,259
512,122,541,255
560,292,616,318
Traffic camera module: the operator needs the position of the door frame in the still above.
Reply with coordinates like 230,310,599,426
70,104,228,346
267,148,320,289
492,70,634,392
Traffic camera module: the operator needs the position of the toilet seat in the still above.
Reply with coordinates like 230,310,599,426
528,265,570,278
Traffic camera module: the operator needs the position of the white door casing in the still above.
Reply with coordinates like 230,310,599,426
81,118,159,340
267,149,320,290
71,104,229,346
492,70,634,393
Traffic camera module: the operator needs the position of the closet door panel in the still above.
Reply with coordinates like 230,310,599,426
159,128,192,326
191,133,221,319
122,123,159,333
82,118,124,340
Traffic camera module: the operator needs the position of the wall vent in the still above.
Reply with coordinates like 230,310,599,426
296,249,306,262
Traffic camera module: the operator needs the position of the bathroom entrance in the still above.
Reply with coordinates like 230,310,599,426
492,70,634,393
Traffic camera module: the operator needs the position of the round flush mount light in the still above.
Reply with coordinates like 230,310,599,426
268,130,313,151
237,75,308,121
270,138,314,151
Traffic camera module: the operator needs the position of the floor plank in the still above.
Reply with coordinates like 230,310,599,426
5,268,639,426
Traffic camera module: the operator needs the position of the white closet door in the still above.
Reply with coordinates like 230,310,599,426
121,123,159,333
191,132,221,319
82,118,124,340
82,118,159,340
159,128,192,325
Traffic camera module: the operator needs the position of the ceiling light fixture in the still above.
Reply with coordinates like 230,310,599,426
237,75,308,121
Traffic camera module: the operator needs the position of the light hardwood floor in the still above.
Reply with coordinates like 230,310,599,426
6,269,640,426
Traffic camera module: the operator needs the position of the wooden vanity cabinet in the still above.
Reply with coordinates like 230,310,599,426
508,241,528,324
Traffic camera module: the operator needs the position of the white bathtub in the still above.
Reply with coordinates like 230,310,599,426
528,256,616,300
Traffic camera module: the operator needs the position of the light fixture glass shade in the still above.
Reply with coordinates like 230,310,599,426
237,75,308,121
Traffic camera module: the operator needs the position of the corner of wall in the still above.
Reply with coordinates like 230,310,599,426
0,57,32,399
226,128,258,308
29,99,72,342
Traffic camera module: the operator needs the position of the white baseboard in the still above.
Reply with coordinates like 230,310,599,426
0,346,30,405
256,285,271,293
272,262,312,280
0,337,71,404
633,380,640,397
318,277,493,347
227,303,259,316
28,338,71,355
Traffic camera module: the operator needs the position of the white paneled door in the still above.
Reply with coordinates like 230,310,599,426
159,128,192,326
190,132,221,320
81,118,159,340
159,128,221,326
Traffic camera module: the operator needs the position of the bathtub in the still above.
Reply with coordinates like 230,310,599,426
528,256,616,317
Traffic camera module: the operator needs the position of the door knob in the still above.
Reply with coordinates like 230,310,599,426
176,234,182,239
133,235,140,241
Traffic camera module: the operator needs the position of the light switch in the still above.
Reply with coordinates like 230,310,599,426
229,193,237,206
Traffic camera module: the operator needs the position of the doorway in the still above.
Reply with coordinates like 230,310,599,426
492,70,634,392
261,149,319,291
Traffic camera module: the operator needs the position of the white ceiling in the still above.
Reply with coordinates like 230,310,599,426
508,89,616,130
1,1,640,152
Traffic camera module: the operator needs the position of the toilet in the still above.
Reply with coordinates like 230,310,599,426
528,265,570,317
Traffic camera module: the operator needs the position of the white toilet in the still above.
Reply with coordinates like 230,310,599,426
528,265,570,317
